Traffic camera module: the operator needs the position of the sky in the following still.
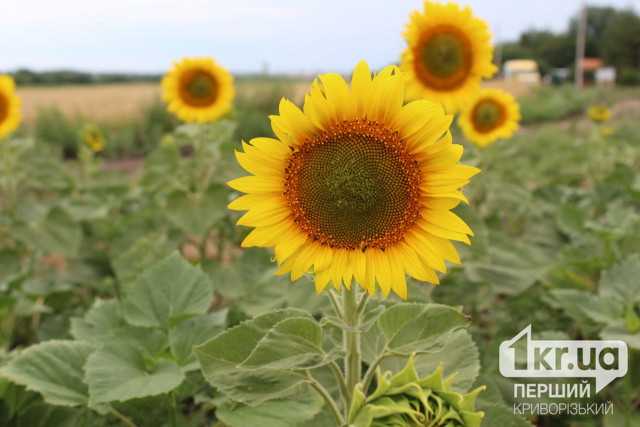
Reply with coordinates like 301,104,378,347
1,0,638,74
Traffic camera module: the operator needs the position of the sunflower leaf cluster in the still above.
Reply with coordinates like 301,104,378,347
349,355,485,427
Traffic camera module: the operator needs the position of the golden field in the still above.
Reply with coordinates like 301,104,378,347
16,78,528,125
16,79,313,125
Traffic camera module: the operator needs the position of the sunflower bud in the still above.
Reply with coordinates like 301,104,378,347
348,355,485,426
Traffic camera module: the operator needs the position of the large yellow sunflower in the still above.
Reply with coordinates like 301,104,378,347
458,88,520,148
401,2,497,114
229,62,479,299
162,57,234,124
0,75,22,141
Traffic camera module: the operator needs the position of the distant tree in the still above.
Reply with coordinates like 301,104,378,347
500,30,574,74
499,6,640,79
601,10,640,72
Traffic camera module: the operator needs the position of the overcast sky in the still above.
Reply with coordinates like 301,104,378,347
2,0,638,74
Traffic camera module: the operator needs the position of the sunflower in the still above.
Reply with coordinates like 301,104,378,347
228,62,479,299
458,88,520,148
162,57,234,124
81,124,105,152
400,2,497,114
587,104,611,123
0,75,22,141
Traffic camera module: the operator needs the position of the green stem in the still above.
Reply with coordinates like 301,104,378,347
342,285,361,413
328,361,350,411
109,406,137,427
361,352,391,394
306,371,345,426
167,391,177,427
328,289,343,319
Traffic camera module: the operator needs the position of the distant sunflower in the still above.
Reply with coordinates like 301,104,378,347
229,61,479,299
0,75,22,140
458,89,520,147
401,2,497,113
587,104,611,123
81,124,105,152
162,57,234,124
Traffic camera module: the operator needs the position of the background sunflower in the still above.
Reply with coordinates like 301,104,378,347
162,57,234,124
400,1,497,114
458,88,521,148
0,75,22,140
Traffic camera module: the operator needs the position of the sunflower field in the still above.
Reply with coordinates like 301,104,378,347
1,2,640,426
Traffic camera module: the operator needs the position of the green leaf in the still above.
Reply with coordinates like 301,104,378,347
381,330,480,393
377,303,471,355
478,403,532,426
8,401,85,427
57,197,110,221
599,254,640,304
549,289,621,324
170,311,228,371
0,249,20,285
241,317,342,370
556,203,590,237
124,252,213,330
71,299,169,356
216,390,324,427
111,234,174,292
0,340,94,406
464,234,551,295
166,185,229,237
204,248,331,317
10,207,81,257
70,299,126,344
84,341,185,405
194,308,312,405
601,322,640,349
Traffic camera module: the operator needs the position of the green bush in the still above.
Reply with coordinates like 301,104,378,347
618,67,640,86
518,85,598,123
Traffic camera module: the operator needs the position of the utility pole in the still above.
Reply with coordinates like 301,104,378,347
575,4,587,88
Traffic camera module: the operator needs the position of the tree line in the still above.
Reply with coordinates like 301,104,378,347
501,6,640,84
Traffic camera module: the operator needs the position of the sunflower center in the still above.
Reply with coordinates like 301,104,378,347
471,98,505,133
284,118,422,250
179,70,219,107
414,25,472,91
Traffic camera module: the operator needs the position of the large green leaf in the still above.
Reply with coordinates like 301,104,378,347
0,249,20,286
241,317,342,370
70,299,126,344
123,252,213,330
478,403,533,427
599,254,640,304
381,329,480,393
166,185,228,237
549,289,621,324
204,248,331,317
71,299,169,357
0,341,94,406
170,310,228,371
215,390,324,427
377,303,471,355
464,233,551,295
10,207,81,257
110,234,175,292
194,309,313,405
84,341,184,405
